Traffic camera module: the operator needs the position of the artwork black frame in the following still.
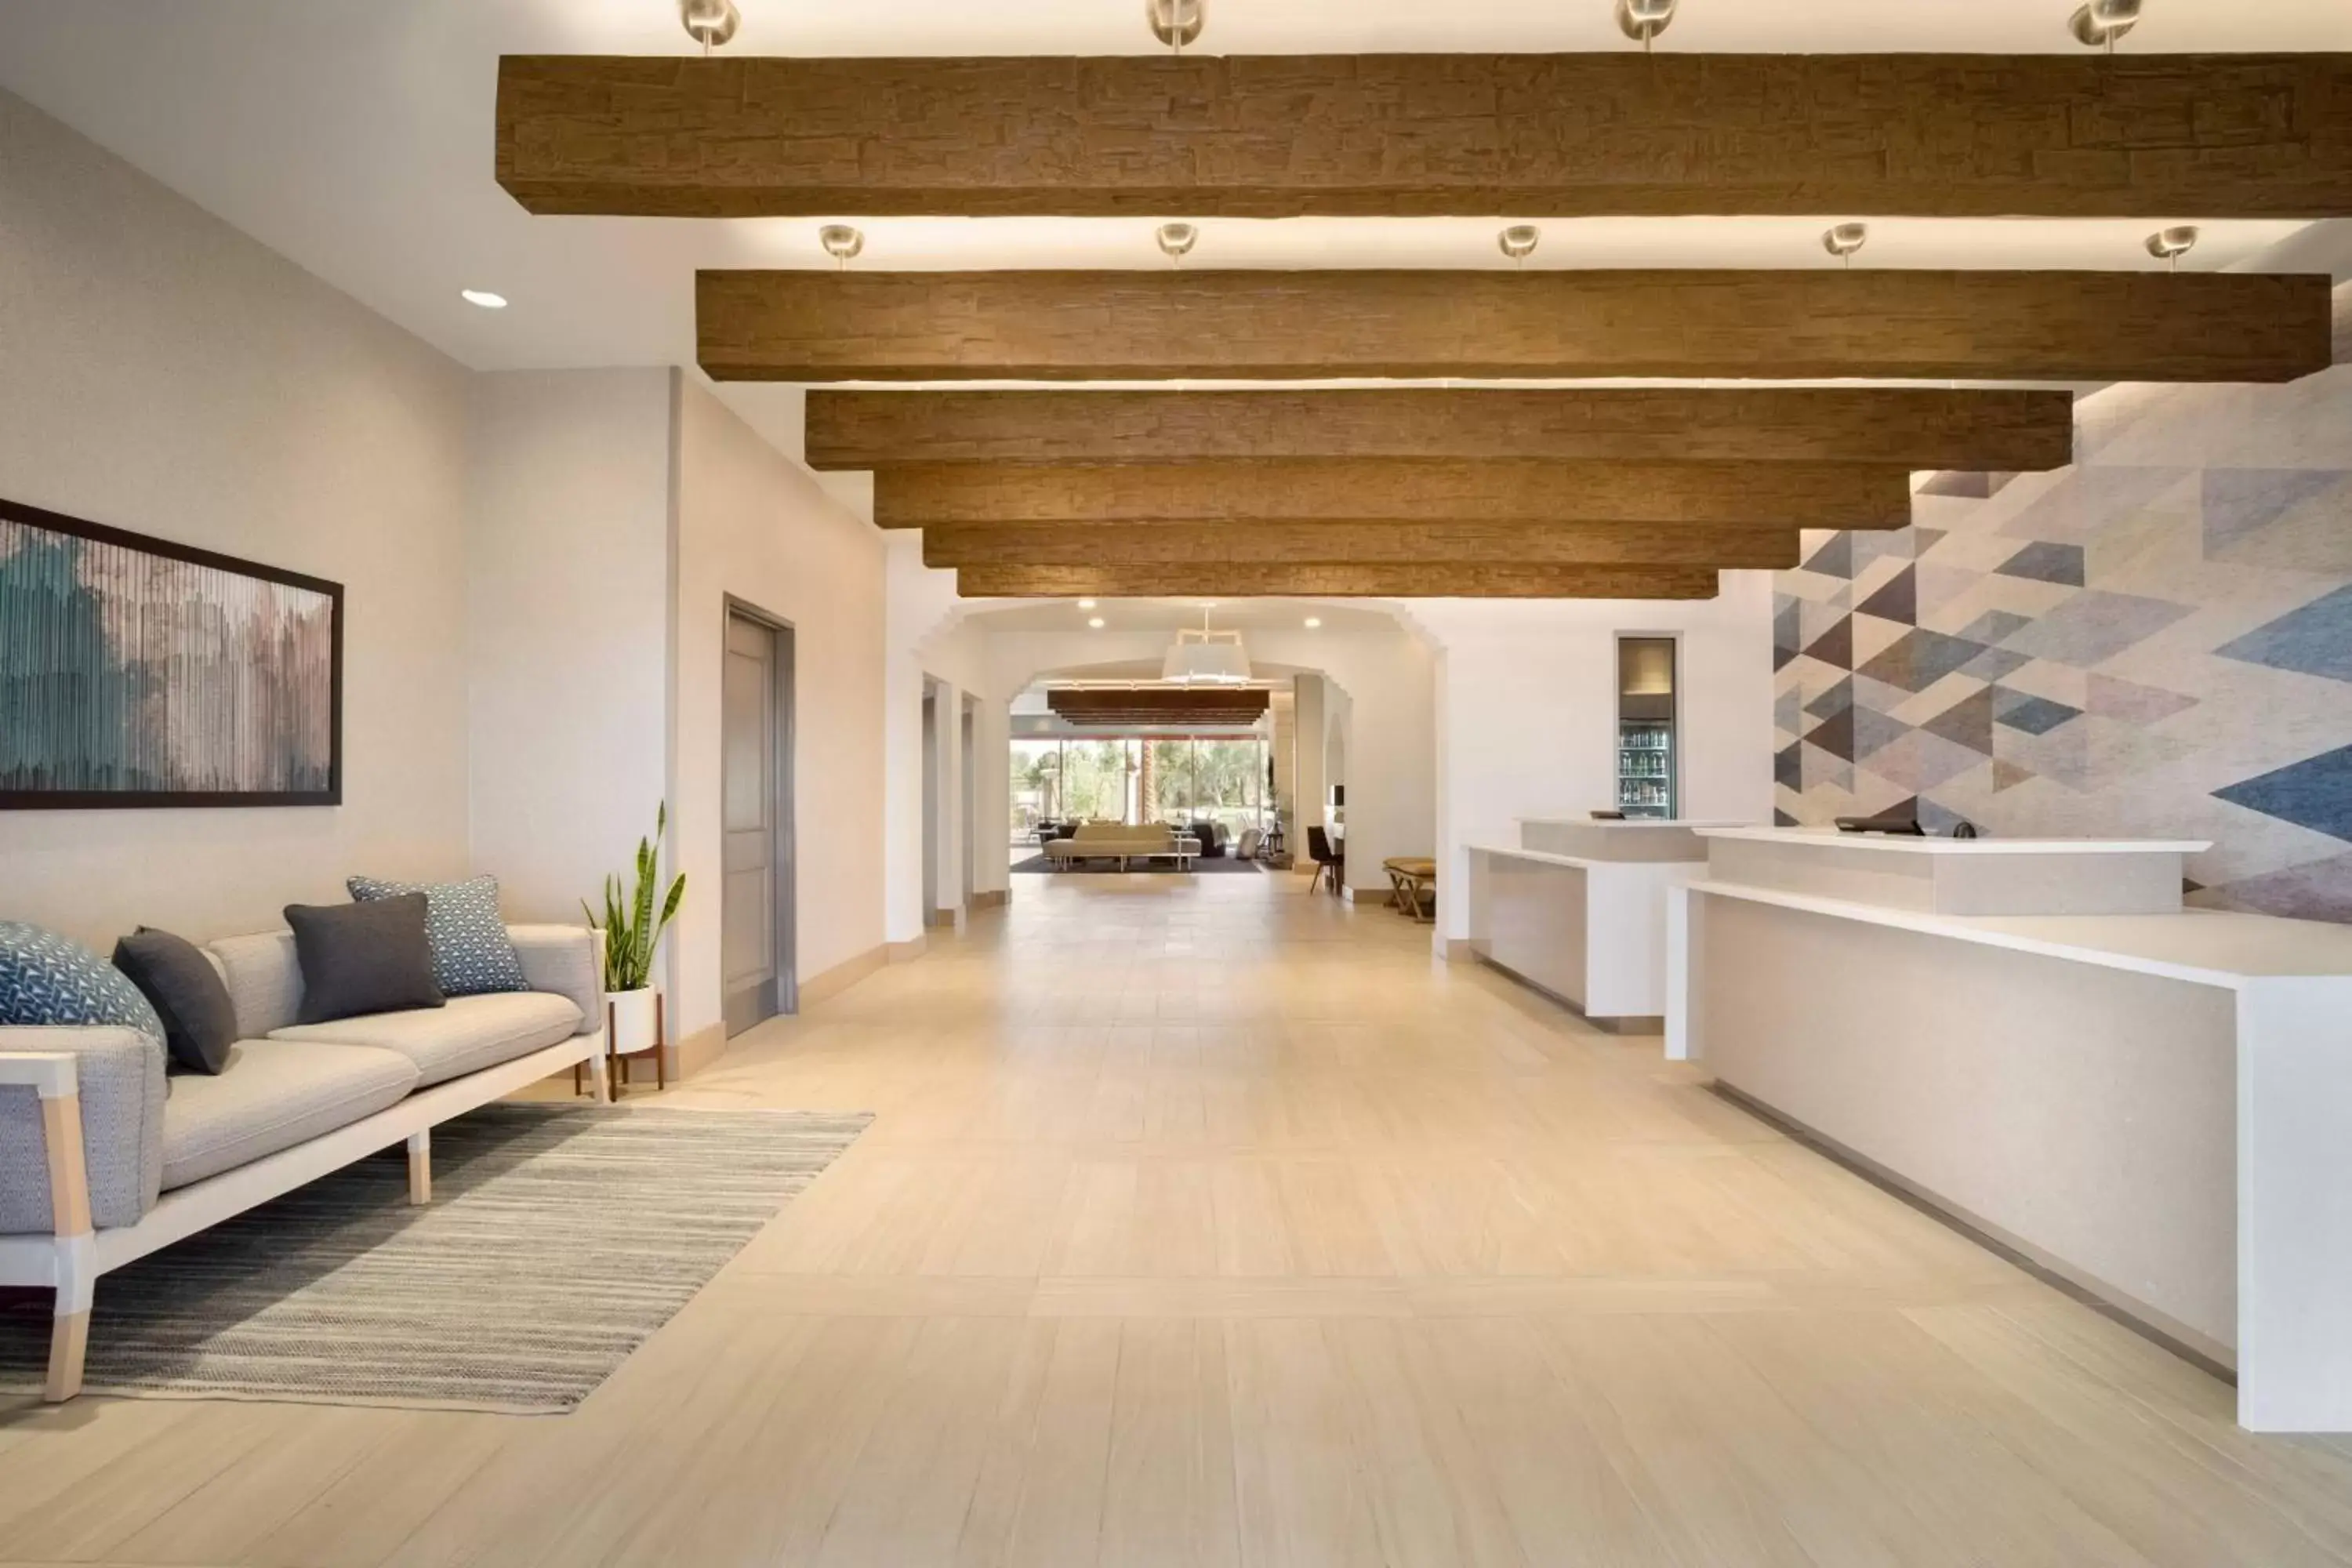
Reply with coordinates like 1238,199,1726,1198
0,495,344,810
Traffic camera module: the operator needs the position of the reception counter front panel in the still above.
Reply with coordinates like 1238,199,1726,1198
1668,828,2352,1433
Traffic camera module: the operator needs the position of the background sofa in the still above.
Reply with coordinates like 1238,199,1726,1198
0,922,607,1401
1041,824,1200,868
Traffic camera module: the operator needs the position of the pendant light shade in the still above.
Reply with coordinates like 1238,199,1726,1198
1162,607,1252,684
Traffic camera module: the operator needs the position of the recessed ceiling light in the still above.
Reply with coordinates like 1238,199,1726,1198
1077,598,1098,609
459,289,507,310
1304,617,1322,629
1088,617,1105,629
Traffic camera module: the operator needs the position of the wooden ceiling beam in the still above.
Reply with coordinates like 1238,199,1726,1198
806,388,2075,472
1049,688,1272,724
924,523,1800,570
499,53,2352,219
874,460,1911,531
699,269,2332,384
957,564,1719,599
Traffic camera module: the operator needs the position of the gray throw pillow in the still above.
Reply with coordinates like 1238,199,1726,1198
284,895,445,1025
112,927,239,1074
0,920,165,1047
346,874,528,997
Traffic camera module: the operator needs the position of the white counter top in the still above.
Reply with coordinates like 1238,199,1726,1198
1689,877,2352,987
1695,826,2212,855
1471,842,1608,871
1519,818,1748,829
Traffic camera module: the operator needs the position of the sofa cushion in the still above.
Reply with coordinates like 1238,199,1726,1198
113,927,240,1074
0,921,164,1044
207,930,304,1038
268,990,583,1087
348,874,529,998
161,1040,419,1191
284,895,444,1025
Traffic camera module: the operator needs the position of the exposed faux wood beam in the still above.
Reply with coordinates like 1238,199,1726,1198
1050,688,1272,724
875,460,1910,531
807,389,2075,472
699,269,2332,384
924,523,1799,570
499,53,2352,219
956,565,1719,599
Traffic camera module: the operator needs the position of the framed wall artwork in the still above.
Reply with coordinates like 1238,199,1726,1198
0,496,343,808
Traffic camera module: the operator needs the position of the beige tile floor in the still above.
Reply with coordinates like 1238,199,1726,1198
5,870,2351,1567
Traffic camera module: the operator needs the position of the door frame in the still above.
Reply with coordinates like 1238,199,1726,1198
723,597,797,1031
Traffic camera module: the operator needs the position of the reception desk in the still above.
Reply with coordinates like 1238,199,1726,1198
1465,820,1740,1026
1668,827,2352,1432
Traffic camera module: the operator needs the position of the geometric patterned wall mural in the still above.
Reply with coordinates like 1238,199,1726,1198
1774,314,2352,923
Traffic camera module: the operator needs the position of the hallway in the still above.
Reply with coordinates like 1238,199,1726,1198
6,873,2352,1566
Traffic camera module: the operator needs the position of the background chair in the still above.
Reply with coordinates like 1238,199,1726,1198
1306,827,1345,895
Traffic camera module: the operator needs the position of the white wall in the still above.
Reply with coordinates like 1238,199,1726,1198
0,88,474,947
466,370,673,923
1419,576,1778,947
882,534,993,944
670,374,887,1042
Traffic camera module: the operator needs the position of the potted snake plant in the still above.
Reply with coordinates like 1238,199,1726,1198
584,803,686,1059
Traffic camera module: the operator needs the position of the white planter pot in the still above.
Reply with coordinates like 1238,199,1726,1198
606,988,661,1055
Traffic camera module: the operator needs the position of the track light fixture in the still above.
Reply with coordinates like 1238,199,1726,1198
1821,222,1869,267
679,0,740,55
1147,0,1203,53
1497,225,1541,267
1156,222,1200,266
2068,0,2140,50
1615,0,1675,53
2145,225,2198,270
819,224,864,268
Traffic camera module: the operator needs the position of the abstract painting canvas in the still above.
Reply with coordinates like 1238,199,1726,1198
0,499,341,808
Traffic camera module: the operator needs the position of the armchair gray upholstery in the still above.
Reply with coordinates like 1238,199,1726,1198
0,1025,165,1232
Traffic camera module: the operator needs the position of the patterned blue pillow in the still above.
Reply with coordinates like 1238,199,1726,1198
0,921,165,1045
346,875,528,997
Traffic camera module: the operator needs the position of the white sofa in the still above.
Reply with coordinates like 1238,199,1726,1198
0,923,609,1402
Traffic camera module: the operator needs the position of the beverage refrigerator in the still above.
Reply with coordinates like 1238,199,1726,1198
1616,637,1678,819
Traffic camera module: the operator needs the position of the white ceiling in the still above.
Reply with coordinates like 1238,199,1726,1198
2,1,2348,379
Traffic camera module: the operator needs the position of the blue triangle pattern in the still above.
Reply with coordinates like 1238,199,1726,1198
2216,584,2352,685
2215,744,2352,844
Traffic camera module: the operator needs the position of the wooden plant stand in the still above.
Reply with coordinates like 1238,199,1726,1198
576,993,667,1097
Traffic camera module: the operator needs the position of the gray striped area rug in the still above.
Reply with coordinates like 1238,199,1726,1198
0,1105,869,1413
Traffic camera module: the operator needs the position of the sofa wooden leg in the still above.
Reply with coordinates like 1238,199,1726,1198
590,1048,611,1105
406,1130,431,1204
45,1308,89,1403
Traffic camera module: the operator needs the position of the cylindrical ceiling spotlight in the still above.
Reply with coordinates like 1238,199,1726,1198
1156,222,1200,266
2068,0,2140,50
819,224,864,269
1497,224,1541,267
1821,222,1869,267
680,0,740,54
1148,0,1204,53
1615,0,1676,53
2145,224,2198,270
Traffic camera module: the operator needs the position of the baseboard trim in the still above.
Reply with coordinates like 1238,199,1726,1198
1436,936,1488,965
800,942,887,1006
971,887,1009,910
887,935,928,963
670,1023,726,1083
1473,954,1659,1034
924,906,959,929
1711,1080,2238,1384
